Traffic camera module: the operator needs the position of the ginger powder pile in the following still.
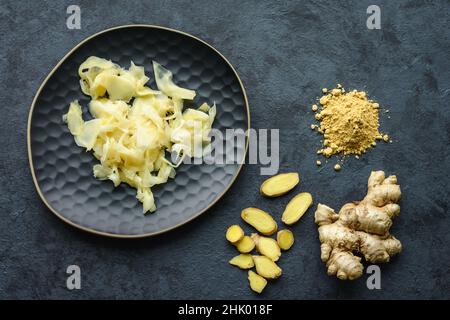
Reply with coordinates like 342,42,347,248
313,85,389,158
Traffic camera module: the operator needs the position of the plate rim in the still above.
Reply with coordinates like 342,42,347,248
27,24,250,238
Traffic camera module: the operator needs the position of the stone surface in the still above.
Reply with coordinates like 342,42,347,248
0,0,449,299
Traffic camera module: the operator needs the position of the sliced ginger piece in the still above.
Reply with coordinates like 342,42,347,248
235,235,255,253
260,172,300,197
241,207,277,235
229,254,254,269
251,233,281,262
226,225,244,243
248,270,267,294
252,255,282,279
282,192,313,225
277,229,295,250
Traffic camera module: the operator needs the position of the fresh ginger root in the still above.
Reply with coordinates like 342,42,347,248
260,172,299,197
248,270,267,293
315,171,402,280
235,236,256,253
277,230,294,251
282,192,313,225
226,225,245,243
252,255,282,279
251,233,281,261
241,207,278,235
229,254,254,269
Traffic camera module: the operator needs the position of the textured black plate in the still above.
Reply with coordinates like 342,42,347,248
27,25,249,238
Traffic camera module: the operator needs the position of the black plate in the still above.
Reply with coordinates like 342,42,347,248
27,25,249,238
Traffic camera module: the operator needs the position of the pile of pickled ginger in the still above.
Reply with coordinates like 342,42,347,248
63,56,216,213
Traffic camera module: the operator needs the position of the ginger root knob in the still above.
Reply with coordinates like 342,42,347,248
314,170,402,280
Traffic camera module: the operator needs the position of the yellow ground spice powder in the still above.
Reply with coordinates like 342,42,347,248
314,85,388,157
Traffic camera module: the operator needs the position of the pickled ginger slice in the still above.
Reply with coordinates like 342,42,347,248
63,100,84,136
153,61,196,100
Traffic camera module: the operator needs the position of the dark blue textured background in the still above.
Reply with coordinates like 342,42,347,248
0,0,449,299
